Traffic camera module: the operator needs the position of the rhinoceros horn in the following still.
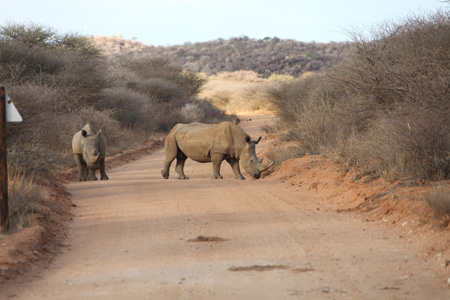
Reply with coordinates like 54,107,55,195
92,154,100,164
259,160,274,172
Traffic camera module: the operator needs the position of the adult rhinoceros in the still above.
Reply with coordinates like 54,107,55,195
72,124,108,181
161,121,273,180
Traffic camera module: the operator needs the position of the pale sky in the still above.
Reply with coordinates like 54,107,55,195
2,0,446,46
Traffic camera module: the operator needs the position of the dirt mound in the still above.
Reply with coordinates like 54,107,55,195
0,176,71,286
266,154,450,259
0,138,163,287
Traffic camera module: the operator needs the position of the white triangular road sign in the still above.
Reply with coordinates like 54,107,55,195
5,91,22,122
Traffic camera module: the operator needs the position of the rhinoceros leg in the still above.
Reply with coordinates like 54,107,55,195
100,157,109,180
161,159,172,179
226,158,245,180
161,135,178,179
74,154,88,181
87,168,98,181
175,151,189,180
211,153,224,179
82,163,89,180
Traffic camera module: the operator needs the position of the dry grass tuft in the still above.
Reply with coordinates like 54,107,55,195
264,145,305,169
7,166,43,231
424,186,450,225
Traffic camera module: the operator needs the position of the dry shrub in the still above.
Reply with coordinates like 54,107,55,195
0,40,64,85
425,186,450,225
267,74,295,82
211,71,265,83
136,77,183,103
124,57,181,81
266,73,343,152
97,87,151,127
105,58,228,132
7,167,43,231
210,90,232,109
196,99,231,124
349,107,450,180
122,57,205,99
54,50,107,104
239,85,273,111
260,121,280,134
269,10,450,181
0,24,106,104
334,11,450,180
178,103,205,123
200,71,275,113
291,100,341,153
264,145,304,168
106,63,142,88
265,77,316,125
179,71,207,98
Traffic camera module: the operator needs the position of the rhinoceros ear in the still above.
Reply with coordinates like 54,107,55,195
253,137,262,144
82,130,88,138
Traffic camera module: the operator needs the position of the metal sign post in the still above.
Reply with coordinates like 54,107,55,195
0,86,22,233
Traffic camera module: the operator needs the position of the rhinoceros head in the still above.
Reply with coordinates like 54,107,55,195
240,136,274,179
81,129,102,169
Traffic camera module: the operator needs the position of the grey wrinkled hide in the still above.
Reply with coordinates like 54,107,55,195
161,121,273,180
72,124,108,181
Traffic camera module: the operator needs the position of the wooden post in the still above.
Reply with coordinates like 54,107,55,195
0,86,9,233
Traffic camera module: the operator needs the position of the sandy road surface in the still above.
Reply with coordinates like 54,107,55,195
3,114,449,299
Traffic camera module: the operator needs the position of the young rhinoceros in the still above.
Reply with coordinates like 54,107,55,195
72,124,108,181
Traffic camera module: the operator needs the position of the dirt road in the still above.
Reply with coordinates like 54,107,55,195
3,114,448,299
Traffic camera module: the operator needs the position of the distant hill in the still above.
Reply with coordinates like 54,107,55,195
89,35,349,78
